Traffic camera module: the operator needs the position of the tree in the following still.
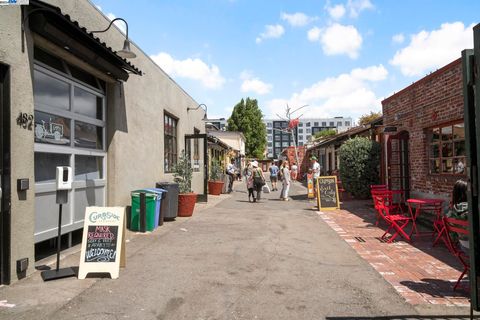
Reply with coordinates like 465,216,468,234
358,111,382,126
227,98,267,158
313,129,337,139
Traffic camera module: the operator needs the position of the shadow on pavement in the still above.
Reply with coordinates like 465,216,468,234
326,315,477,320
400,278,469,298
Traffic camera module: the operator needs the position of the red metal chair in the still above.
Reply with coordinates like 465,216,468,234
371,189,403,226
370,184,388,190
443,217,470,290
372,191,412,242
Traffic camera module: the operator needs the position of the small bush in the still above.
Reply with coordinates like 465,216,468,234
172,150,193,194
339,137,380,198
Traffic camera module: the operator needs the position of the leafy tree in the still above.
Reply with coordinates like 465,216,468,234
339,137,381,198
313,129,337,139
227,98,267,158
358,111,382,126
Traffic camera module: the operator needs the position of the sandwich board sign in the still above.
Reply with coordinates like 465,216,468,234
78,207,126,279
316,176,340,210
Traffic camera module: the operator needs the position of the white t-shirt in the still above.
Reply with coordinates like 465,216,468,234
312,162,320,178
291,165,298,172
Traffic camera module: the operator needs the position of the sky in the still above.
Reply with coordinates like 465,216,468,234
92,0,480,123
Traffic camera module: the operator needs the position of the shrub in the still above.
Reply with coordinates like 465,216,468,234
339,137,380,198
210,159,222,181
172,150,193,194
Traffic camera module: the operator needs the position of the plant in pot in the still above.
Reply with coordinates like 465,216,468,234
172,150,197,217
208,159,224,195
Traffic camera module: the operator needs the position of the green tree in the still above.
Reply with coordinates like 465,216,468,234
358,111,382,126
227,98,267,158
313,129,337,139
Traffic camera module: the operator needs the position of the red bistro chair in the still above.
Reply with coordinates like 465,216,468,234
370,184,388,191
443,217,470,291
371,189,404,226
373,191,412,242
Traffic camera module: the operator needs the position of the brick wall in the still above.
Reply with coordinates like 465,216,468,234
382,58,464,198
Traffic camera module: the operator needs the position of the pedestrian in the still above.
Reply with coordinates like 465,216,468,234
269,161,279,191
280,161,291,201
252,160,265,202
226,159,236,193
244,162,255,202
311,156,320,197
291,162,298,181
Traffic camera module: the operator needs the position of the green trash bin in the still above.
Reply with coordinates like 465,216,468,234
131,191,158,232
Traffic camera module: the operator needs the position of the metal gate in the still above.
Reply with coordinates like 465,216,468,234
185,134,208,202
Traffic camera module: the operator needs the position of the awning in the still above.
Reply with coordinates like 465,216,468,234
26,0,142,81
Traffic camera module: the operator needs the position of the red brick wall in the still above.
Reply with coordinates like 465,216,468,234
382,58,464,197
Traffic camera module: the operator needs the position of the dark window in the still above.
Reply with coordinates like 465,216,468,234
329,122,334,126
34,47,66,73
306,122,311,127
299,123,303,127
314,122,319,126
298,129,303,134
267,129,272,134
322,122,326,126
429,123,465,174
68,63,100,89
164,113,178,173
337,121,342,127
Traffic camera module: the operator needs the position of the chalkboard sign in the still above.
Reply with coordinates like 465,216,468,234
78,207,126,279
316,176,340,210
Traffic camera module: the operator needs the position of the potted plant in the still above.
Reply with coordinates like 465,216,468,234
172,150,197,217
208,159,224,195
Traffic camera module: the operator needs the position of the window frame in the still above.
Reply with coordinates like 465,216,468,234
428,121,466,176
164,112,179,173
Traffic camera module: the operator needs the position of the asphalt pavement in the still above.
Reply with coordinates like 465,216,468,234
0,179,472,319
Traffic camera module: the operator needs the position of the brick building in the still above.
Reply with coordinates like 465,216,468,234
381,58,464,200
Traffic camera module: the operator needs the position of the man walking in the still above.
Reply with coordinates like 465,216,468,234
269,161,279,191
311,156,320,196
227,159,236,193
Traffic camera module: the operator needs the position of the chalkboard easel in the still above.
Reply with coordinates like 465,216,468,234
316,176,340,211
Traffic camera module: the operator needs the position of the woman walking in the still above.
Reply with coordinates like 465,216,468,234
252,161,265,202
280,161,291,201
244,162,255,202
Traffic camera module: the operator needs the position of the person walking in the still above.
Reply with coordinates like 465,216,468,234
252,161,265,202
269,161,279,191
226,158,236,193
244,162,255,202
291,162,298,181
280,161,291,201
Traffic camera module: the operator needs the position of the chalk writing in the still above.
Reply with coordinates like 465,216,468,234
84,225,118,263
317,176,339,209
89,211,120,223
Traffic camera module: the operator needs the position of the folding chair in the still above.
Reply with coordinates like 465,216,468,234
443,217,470,290
373,191,412,243
370,184,388,191
371,189,403,226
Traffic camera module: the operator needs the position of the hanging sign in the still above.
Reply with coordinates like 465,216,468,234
78,207,126,279
316,176,340,210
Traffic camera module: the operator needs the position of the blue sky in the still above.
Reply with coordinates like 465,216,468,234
92,0,479,122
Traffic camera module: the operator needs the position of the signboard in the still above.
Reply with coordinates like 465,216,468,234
78,207,126,279
316,176,340,210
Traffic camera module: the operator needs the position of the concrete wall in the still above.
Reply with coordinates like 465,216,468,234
0,6,36,282
0,0,205,282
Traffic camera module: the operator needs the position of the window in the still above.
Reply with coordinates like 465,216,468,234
306,122,311,127
345,121,351,126
306,128,311,134
268,142,273,147
429,123,465,174
337,121,342,127
299,136,303,140
299,142,304,146
267,129,272,134
298,129,303,134
282,142,289,147
322,122,327,126
274,135,281,141
314,122,319,126
268,136,272,141
329,122,334,126
299,123,303,127
164,113,178,173
267,122,272,127
307,135,311,140
281,122,288,128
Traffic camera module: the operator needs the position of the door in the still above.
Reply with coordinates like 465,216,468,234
0,64,11,284
387,131,410,198
185,133,208,202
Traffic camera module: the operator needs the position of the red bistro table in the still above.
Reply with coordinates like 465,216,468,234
406,198,445,240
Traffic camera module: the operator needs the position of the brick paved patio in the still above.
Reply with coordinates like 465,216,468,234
316,199,470,307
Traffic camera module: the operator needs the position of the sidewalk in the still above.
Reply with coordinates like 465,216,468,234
317,199,470,307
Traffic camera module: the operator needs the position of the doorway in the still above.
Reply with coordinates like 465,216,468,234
0,64,11,285
387,131,410,199
185,133,208,202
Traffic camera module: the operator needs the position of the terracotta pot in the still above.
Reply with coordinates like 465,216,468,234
208,181,224,195
178,193,197,217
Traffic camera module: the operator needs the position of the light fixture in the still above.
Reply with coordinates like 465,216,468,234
92,18,136,59
187,103,208,120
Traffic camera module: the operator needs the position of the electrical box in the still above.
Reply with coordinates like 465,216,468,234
56,166,72,190
17,178,29,191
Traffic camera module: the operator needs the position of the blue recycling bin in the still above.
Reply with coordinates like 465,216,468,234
141,188,167,227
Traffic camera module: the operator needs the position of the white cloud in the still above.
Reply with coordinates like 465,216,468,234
256,24,285,43
150,52,225,89
327,4,346,20
307,27,321,42
265,64,387,119
281,12,316,27
390,22,474,77
309,23,362,59
240,71,272,95
347,0,374,18
392,33,405,44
